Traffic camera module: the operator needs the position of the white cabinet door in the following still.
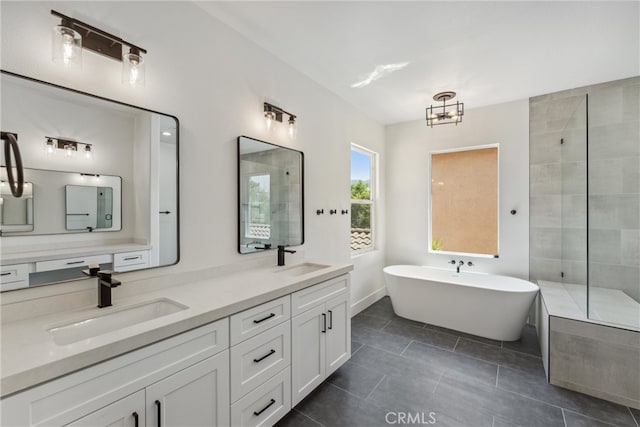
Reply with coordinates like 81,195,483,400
146,350,230,427
65,390,145,427
325,293,350,377
291,305,326,406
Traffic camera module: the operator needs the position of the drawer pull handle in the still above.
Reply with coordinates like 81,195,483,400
253,313,275,324
132,412,139,427
253,349,276,363
123,256,140,261
155,400,161,427
253,398,276,416
328,310,333,330
322,313,327,333
1,272,12,276
66,261,85,265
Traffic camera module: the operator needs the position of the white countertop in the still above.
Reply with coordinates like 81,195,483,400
1,243,152,265
0,260,353,397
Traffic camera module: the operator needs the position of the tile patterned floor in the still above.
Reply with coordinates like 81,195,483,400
276,297,640,427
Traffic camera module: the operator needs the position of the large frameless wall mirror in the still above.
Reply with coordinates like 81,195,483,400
238,136,304,254
429,145,499,257
0,71,179,291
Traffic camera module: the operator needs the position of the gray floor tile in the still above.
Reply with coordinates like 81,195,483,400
274,409,324,427
436,373,565,427
497,365,635,426
493,415,524,427
631,407,640,426
351,324,413,354
295,382,391,426
403,340,498,386
367,375,493,427
382,320,459,350
352,313,391,330
349,344,442,384
502,325,542,357
455,337,545,376
360,296,396,319
327,360,385,399
563,409,619,427
423,323,502,347
351,340,364,356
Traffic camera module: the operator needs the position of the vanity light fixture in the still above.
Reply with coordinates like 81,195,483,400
51,10,148,87
264,102,297,139
426,91,464,127
45,136,93,160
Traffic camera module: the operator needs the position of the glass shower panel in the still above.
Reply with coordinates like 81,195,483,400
560,95,588,313
587,83,640,329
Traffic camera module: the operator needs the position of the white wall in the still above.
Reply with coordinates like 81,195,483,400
385,100,529,279
0,1,386,306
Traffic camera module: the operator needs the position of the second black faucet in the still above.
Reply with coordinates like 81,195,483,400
277,245,296,266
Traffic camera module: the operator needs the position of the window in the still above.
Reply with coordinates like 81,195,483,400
246,174,271,239
350,144,376,252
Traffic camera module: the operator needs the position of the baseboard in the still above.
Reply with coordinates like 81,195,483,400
351,287,387,317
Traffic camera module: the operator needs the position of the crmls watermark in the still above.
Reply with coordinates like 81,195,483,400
385,411,437,425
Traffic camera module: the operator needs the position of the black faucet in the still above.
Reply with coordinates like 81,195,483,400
277,245,296,266
97,270,121,308
457,260,464,274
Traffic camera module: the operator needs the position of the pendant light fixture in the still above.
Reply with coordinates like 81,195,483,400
426,91,464,127
51,10,147,88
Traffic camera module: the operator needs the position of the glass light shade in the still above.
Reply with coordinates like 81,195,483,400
52,25,82,68
63,144,75,158
288,118,297,139
45,139,56,156
122,52,145,87
84,145,93,160
265,111,275,131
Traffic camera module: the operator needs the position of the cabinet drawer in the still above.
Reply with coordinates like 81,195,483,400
0,318,229,427
114,251,149,272
231,367,291,427
0,264,29,291
35,254,112,273
230,320,291,402
291,274,349,316
230,295,290,346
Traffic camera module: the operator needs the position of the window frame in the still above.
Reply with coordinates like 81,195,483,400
350,143,377,255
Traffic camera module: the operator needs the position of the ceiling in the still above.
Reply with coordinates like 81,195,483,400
198,1,640,125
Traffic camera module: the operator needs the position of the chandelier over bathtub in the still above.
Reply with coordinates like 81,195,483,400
426,91,464,127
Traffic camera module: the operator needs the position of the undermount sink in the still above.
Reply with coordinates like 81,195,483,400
276,262,330,276
47,298,188,346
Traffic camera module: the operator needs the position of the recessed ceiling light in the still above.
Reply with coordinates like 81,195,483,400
162,131,172,136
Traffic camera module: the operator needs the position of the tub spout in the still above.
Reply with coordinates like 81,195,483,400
457,260,464,273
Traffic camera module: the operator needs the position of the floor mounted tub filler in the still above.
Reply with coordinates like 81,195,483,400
383,265,539,341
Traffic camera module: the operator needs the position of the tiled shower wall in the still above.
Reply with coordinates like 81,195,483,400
530,76,640,304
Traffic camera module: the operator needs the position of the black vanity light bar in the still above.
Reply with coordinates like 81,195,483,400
45,136,92,151
51,10,147,60
264,102,296,122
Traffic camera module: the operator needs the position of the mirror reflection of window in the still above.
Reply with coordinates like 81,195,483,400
430,146,499,257
247,174,271,239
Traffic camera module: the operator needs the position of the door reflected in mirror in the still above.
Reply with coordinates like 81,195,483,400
430,145,499,257
238,136,304,254
65,185,114,231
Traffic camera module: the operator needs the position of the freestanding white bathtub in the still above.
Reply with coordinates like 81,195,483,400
383,265,539,341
